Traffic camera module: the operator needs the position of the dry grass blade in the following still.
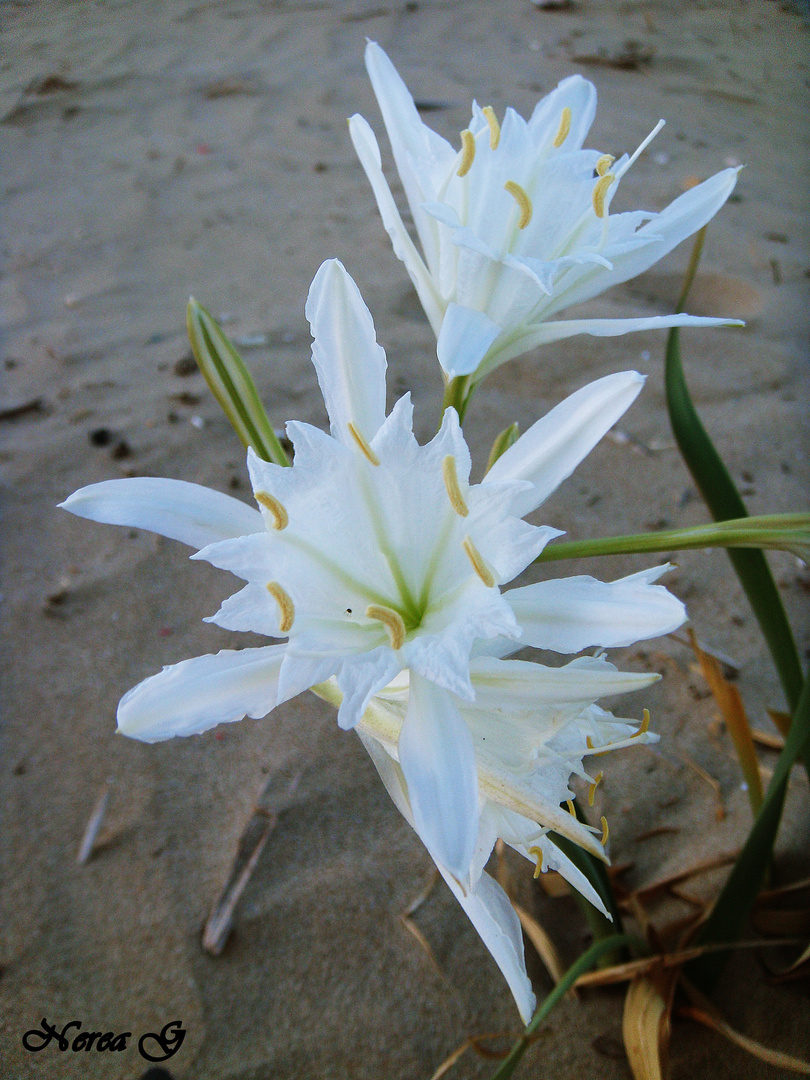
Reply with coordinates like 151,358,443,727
430,1032,524,1079
576,948,703,988
202,812,277,955
633,850,738,902
769,941,810,982
678,750,726,820
767,708,793,740
689,629,763,811
752,729,785,751
622,970,677,1080
403,868,439,916
77,778,113,865
431,1039,472,1080
511,900,571,993
680,979,810,1074
399,911,447,983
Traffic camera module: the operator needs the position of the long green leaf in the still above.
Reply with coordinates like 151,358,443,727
186,298,290,465
536,514,810,564
688,674,810,990
490,934,642,1080
664,255,802,713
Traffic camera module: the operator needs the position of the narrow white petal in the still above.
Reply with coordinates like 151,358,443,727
117,645,286,743
516,312,744,349
436,302,503,377
348,114,445,334
336,649,403,731
440,867,536,1024
305,259,388,447
507,566,687,652
484,371,645,516
398,674,479,882
59,478,263,549
528,74,597,152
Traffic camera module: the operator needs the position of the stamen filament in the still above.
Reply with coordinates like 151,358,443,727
587,771,604,807
347,421,380,466
528,844,545,878
631,708,651,738
254,490,289,530
553,106,572,148
600,816,609,846
442,455,469,517
504,180,532,229
366,604,406,651
457,129,476,177
592,173,615,218
595,153,615,177
266,581,294,632
462,535,495,588
482,105,500,149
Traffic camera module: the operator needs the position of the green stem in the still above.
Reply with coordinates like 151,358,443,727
442,374,473,424
534,514,810,564
490,934,643,1080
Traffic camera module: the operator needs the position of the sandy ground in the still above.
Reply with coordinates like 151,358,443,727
1,1,808,1078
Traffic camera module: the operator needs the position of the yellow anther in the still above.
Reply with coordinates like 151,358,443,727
457,129,476,176
586,736,595,751
566,799,576,817
482,105,501,149
528,845,545,879
254,490,288,530
504,180,532,229
365,604,406,651
266,581,295,633
347,421,380,466
600,816,609,846
592,173,615,218
442,454,469,517
595,153,615,177
587,771,604,807
631,708,651,738
462,536,495,588
553,106,572,148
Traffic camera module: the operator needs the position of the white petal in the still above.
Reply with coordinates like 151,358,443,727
117,645,286,743
514,312,744,350
348,114,445,334
205,581,282,637
436,302,503,378
507,565,687,652
336,648,403,731
528,74,597,152
398,674,479,882
363,41,457,274
551,167,741,309
470,654,659,705
439,867,536,1024
59,478,263,549
305,259,388,447
484,371,645,516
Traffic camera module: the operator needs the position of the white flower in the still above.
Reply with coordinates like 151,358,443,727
349,41,742,381
61,259,685,1020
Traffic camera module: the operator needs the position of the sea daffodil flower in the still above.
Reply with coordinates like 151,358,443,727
349,41,742,381
61,259,685,1018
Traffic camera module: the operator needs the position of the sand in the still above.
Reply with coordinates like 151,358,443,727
1,1,808,1077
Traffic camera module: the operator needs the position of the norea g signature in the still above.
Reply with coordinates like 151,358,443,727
22,1018,185,1061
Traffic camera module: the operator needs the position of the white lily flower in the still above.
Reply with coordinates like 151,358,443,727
349,41,743,381
60,259,685,1018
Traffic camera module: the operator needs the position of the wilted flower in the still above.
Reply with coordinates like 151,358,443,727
349,42,741,381
61,259,684,1019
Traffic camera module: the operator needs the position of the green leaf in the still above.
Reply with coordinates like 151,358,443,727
688,673,810,990
490,933,642,1080
536,514,810,564
186,298,290,466
663,250,802,714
